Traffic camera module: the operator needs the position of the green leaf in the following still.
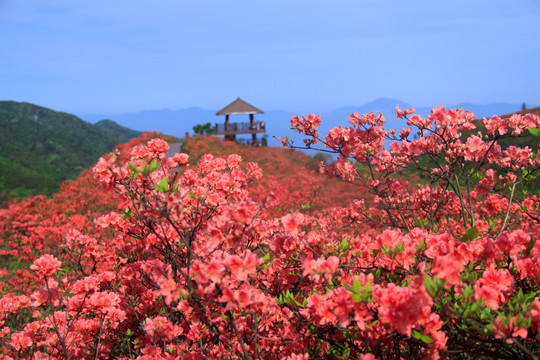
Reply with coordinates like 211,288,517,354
285,291,295,304
516,288,525,303
470,300,481,313
338,237,350,255
147,158,160,173
416,239,426,252
277,290,296,305
412,330,433,344
128,163,139,175
374,268,382,284
462,285,474,299
394,242,404,255
528,127,540,137
472,172,483,182
424,274,442,297
140,162,147,174
361,281,371,302
352,276,361,294
120,207,133,220
461,227,480,242
260,254,273,270
154,177,168,193
294,298,306,308
413,216,428,228
381,243,391,256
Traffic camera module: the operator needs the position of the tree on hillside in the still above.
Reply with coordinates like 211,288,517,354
193,122,217,135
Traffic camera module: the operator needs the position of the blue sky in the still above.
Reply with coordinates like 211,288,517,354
1,0,539,116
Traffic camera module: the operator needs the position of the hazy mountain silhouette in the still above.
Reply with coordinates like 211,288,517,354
81,99,525,148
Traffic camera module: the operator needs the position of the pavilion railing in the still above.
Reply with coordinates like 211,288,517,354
216,121,265,134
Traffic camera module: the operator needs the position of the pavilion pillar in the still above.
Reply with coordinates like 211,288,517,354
250,114,257,144
225,114,233,141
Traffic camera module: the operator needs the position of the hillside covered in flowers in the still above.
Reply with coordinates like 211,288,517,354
1,106,540,359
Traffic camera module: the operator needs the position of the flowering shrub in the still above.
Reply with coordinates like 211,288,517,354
282,107,540,358
181,134,362,214
0,108,539,359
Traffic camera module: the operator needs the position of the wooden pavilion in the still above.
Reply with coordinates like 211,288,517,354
216,97,265,144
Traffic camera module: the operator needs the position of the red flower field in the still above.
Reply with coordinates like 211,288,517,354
1,107,539,359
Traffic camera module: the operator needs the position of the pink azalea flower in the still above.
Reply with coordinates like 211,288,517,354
474,267,514,310
30,254,62,278
10,331,32,351
146,138,170,158
172,152,189,166
395,105,416,119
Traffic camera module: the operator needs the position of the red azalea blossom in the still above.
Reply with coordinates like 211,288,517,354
475,267,514,310
30,254,62,278
395,105,416,119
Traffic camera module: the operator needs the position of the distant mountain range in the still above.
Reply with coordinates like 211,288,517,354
81,98,528,147
0,101,141,200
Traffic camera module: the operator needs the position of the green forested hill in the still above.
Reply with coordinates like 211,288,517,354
94,118,142,138
0,101,141,200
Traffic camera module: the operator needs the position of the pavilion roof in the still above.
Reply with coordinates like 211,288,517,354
216,97,264,116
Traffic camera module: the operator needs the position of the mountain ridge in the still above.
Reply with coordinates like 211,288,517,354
81,99,530,147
